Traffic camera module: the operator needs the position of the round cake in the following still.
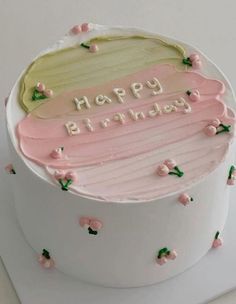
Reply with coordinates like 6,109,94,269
5,23,236,287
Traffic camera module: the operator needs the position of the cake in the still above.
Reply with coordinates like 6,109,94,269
5,23,236,287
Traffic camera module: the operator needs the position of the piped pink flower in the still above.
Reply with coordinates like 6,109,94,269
81,23,90,32
156,256,167,265
212,231,223,248
157,164,169,176
79,216,103,235
182,53,202,69
36,82,46,92
158,160,184,177
50,147,64,159
166,250,178,260
89,44,99,53
205,120,231,137
79,217,91,228
71,24,82,34
38,249,55,269
54,170,65,180
156,247,177,265
186,89,200,102
44,89,53,98
210,118,221,128
5,164,16,174
65,171,78,182
178,193,193,206
164,159,177,170
90,219,103,231
227,165,236,185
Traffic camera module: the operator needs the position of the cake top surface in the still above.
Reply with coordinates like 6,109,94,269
7,24,236,203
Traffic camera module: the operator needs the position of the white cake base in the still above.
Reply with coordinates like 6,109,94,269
1,179,236,304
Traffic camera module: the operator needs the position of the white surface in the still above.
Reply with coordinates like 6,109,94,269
1,0,236,302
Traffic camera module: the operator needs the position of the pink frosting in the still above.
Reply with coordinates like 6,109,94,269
16,64,235,202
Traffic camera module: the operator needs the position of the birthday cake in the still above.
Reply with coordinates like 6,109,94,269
5,23,236,287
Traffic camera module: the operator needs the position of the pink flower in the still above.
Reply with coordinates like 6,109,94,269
79,217,91,228
156,256,167,265
44,89,53,98
212,238,223,248
54,170,65,180
189,54,200,62
5,163,15,174
71,24,82,34
81,23,90,32
38,255,55,269
178,193,193,206
189,54,202,70
192,60,202,69
65,171,78,182
167,250,178,260
90,219,103,231
189,89,200,102
164,159,177,170
210,118,221,128
204,125,217,137
227,178,235,185
36,82,46,92
43,258,55,269
50,147,64,159
38,254,46,264
157,164,169,176
89,44,99,53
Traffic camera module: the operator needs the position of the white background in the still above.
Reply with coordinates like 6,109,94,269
0,0,236,303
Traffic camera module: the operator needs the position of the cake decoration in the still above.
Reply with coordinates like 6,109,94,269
204,119,231,137
6,23,236,288
79,217,103,235
212,231,223,248
186,89,200,102
182,53,202,69
81,23,91,32
157,160,184,178
32,82,53,101
50,147,64,159
81,42,99,53
54,170,78,191
227,165,236,185
38,249,55,269
71,25,82,34
156,248,177,265
178,193,193,206
5,164,16,174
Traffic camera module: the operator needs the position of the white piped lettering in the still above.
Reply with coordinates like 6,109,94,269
130,83,143,98
74,96,91,111
146,77,163,95
83,118,94,132
65,121,80,136
113,113,126,125
148,103,162,117
100,118,110,128
95,95,112,106
128,109,145,121
113,88,126,103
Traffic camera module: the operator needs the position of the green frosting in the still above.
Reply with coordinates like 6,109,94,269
19,35,186,112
